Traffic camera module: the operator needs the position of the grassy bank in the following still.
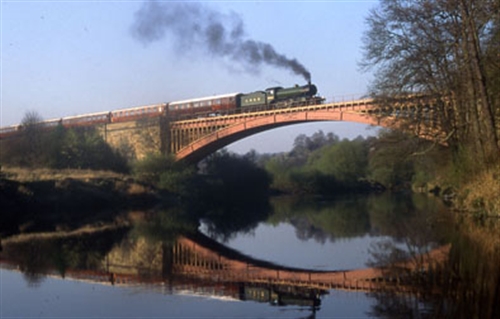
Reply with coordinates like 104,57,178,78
454,166,500,216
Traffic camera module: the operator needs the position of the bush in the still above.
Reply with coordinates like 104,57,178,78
132,153,175,184
202,150,271,200
132,153,197,197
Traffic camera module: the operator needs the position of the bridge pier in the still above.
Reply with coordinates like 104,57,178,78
169,122,231,155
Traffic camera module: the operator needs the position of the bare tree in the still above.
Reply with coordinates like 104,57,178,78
20,110,44,166
361,0,499,165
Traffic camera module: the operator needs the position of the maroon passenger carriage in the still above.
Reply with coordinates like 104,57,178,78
110,104,166,123
0,118,65,138
167,93,240,118
61,111,110,127
0,124,21,138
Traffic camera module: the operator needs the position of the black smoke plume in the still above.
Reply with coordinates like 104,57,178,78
131,1,311,82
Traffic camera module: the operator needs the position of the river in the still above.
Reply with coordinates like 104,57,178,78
1,193,498,318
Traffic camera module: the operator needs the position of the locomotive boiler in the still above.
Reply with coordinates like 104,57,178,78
240,82,320,109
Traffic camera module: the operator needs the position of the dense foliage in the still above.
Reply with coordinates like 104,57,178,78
0,112,128,172
132,152,197,197
259,130,449,194
263,132,362,194
264,131,366,194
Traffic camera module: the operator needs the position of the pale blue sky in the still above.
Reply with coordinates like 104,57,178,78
1,0,378,153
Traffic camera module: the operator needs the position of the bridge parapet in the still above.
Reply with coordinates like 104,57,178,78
171,99,375,128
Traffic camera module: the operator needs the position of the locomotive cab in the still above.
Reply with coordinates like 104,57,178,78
265,87,283,104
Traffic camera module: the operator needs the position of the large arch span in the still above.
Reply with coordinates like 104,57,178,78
174,104,389,163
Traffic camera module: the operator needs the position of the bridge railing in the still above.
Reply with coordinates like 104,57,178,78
326,93,367,104
170,98,376,127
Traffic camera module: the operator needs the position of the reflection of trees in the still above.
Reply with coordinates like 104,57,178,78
129,207,198,244
201,200,272,242
367,291,435,319
269,196,371,242
366,193,414,238
15,240,52,287
193,150,273,242
368,216,500,319
291,217,329,244
1,227,128,284
367,194,451,276
445,216,500,319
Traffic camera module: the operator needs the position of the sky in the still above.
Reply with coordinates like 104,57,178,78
1,0,379,153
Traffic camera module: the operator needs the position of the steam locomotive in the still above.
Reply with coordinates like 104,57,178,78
167,82,321,117
0,83,322,138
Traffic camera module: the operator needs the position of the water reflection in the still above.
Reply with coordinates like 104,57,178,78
267,193,450,244
0,223,327,313
1,194,499,318
269,195,371,242
365,214,500,319
1,226,129,287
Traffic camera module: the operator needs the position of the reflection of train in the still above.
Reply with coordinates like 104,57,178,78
0,83,323,138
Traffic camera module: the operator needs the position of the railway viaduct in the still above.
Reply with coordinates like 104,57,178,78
0,96,441,163
100,97,440,163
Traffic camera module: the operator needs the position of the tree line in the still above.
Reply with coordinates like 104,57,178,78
260,130,445,195
0,111,128,172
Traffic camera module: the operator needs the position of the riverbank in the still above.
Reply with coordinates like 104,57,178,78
454,166,500,216
3,164,498,217
0,167,167,211
0,166,171,236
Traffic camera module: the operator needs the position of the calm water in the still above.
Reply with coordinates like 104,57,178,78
1,193,498,318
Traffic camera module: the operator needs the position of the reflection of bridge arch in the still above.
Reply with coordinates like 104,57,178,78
168,233,453,293
0,226,449,298
172,100,389,163
0,228,410,293
170,232,386,291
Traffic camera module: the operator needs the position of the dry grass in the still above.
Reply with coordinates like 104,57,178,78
459,165,500,216
1,166,127,182
1,223,127,244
